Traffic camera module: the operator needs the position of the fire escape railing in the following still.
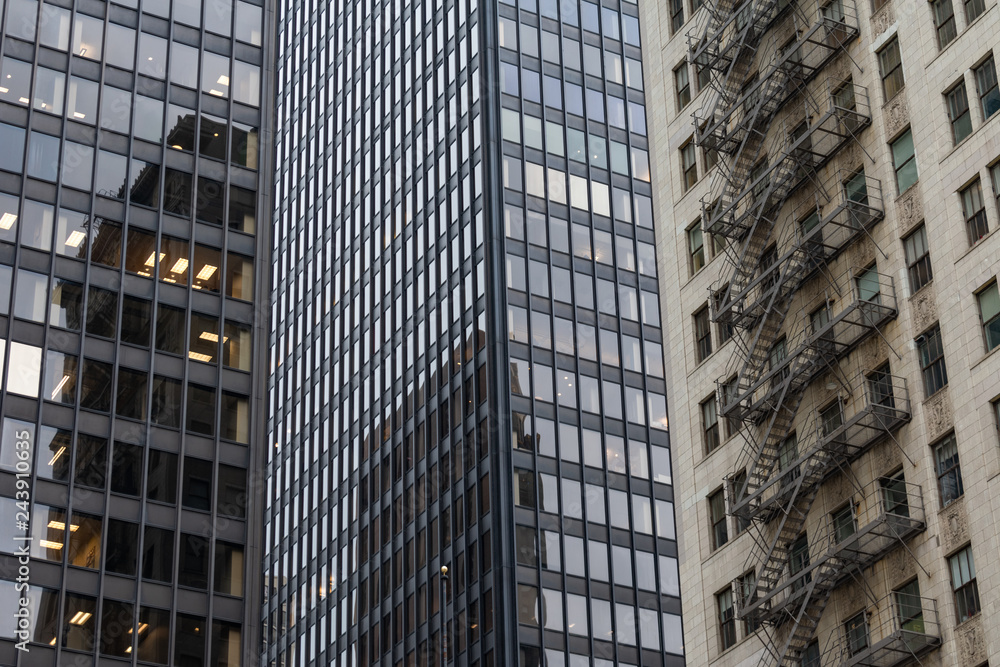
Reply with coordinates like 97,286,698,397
735,478,926,627
687,0,879,659
822,594,942,667
731,371,911,524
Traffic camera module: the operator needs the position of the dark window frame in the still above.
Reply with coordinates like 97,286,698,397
903,224,932,293
945,79,972,144
878,37,904,100
917,324,948,396
709,487,728,550
694,305,712,363
974,55,999,121
933,432,964,508
961,178,989,246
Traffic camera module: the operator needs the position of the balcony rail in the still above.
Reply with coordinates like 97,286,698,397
721,268,898,423
736,478,926,624
732,370,912,521
823,594,941,667
704,80,872,241
712,172,885,330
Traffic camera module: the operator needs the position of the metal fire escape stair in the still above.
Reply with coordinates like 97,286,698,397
688,0,880,661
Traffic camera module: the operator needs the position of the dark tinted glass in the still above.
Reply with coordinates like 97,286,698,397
147,450,178,504
105,519,139,575
151,375,183,427
163,168,192,216
182,456,213,511
196,176,225,225
217,464,247,518
116,368,148,420
179,533,210,589
86,286,119,338
74,434,107,489
141,526,174,582
186,384,216,435
155,304,186,354
121,295,152,347
111,442,143,495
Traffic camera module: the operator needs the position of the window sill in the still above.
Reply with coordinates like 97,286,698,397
921,385,949,404
939,107,1000,166
970,340,1000,371
953,229,996,266
937,494,965,514
907,279,933,300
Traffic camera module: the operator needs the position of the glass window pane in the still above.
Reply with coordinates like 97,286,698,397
106,24,135,69
61,141,95,190
0,57,32,106
35,426,71,481
134,96,164,142
27,131,61,181
72,14,104,60
95,150,128,199
33,67,65,114
229,185,257,233
100,86,132,134
170,43,199,88
137,32,168,79
235,1,263,44
39,4,71,49
205,0,233,35
68,76,98,123
202,52,230,97
0,123,25,173
62,593,98,650
233,60,260,105
0,192,19,244
21,199,54,250
14,269,49,322
43,350,78,403
105,519,138,575
6,342,42,397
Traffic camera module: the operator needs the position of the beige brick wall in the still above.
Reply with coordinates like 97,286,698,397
639,0,1000,662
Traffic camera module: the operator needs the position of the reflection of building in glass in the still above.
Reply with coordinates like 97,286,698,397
265,0,683,666
0,0,272,662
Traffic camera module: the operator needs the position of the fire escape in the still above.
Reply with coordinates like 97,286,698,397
686,0,924,663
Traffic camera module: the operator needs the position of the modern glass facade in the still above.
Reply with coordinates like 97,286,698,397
265,0,682,665
0,0,271,662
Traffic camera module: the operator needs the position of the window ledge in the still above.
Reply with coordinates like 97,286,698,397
907,279,933,300
970,340,1000,371
954,611,982,630
922,386,949,405
953,229,996,266
937,494,965,515
939,107,1000,166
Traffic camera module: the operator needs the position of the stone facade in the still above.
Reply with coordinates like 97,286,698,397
639,0,1000,662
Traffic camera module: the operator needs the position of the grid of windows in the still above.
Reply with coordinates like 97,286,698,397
0,0,265,661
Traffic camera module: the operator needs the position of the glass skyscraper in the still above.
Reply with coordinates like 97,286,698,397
0,0,270,662
266,0,683,664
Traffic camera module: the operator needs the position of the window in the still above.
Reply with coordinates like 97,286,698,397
739,571,759,634
820,400,844,437
868,364,896,408
709,488,728,550
675,63,691,109
844,611,869,656
891,129,918,193
961,179,989,245
975,56,999,121
917,324,948,396
801,641,821,667
722,377,741,437
832,504,857,543
717,588,736,650
881,470,910,517
688,222,705,273
978,282,1000,351
949,545,981,621
789,534,811,592
965,0,985,21
895,580,924,633
682,141,697,191
694,305,712,362
670,0,684,32
702,395,720,454
878,37,904,100
903,225,932,292
934,433,964,507
946,81,972,144
932,0,957,48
